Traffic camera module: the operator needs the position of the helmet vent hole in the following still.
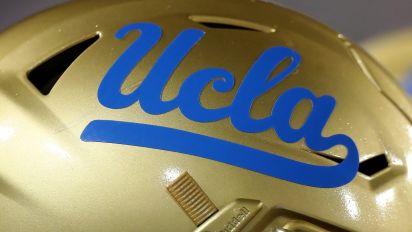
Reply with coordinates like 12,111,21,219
189,15,276,33
196,22,258,31
312,151,389,176
27,34,100,95
312,152,344,164
358,154,389,176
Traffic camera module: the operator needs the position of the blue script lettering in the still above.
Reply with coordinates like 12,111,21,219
82,22,359,188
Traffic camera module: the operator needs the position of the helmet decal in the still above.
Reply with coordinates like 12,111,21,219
81,23,359,188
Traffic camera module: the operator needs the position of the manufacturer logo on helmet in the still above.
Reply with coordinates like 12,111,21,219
81,23,359,188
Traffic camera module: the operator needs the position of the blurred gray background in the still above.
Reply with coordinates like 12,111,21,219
0,0,412,42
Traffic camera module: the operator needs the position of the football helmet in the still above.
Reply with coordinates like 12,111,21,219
0,0,412,231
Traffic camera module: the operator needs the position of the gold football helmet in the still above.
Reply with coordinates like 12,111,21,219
1,0,412,231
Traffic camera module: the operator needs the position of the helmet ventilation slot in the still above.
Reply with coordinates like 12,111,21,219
358,154,389,176
313,151,345,164
189,15,276,33
313,152,389,177
27,34,99,95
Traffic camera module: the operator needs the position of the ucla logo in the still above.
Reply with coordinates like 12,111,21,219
81,23,359,188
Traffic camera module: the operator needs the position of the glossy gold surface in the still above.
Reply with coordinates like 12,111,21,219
1,0,412,231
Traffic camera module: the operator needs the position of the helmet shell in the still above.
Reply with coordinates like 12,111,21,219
1,0,412,231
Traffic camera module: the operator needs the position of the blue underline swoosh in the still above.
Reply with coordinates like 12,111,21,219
81,120,359,188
